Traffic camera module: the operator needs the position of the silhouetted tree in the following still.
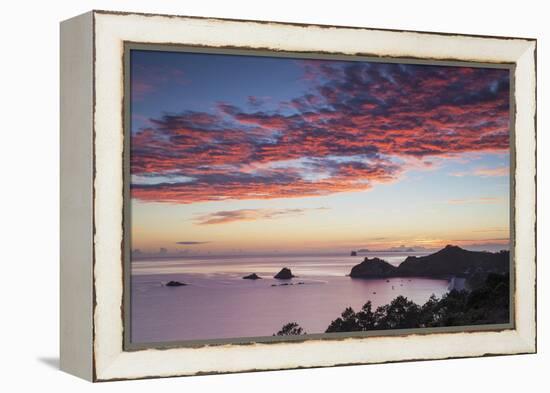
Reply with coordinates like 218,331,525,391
374,296,421,329
325,307,362,333
356,301,377,330
274,322,306,336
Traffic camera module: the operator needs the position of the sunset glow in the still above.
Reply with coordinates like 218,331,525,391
129,50,510,255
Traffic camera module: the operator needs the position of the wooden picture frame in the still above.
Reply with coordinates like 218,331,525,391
60,10,536,381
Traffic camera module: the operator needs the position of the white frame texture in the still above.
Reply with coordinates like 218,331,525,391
60,10,536,382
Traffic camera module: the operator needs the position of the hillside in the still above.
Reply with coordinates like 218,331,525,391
349,245,509,279
349,257,397,278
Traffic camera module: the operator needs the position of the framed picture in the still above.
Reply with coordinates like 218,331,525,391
60,10,537,381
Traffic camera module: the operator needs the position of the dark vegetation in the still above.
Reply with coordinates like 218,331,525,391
326,272,509,332
274,322,307,336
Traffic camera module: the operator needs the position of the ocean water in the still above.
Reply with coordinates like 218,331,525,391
130,253,451,343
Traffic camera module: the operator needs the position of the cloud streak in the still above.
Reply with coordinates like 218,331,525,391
452,166,509,177
195,207,328,225
447,197,504,205
473,167,509,177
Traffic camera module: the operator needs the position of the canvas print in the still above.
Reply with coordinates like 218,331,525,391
128,48,512,345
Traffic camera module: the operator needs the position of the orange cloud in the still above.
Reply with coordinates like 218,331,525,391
452,166,509,177
194,207,328,225
447,197,504,205
473,167,509,177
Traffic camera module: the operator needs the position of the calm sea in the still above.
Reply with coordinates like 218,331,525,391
131,253,451,343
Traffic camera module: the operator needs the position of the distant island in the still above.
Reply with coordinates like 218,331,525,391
351,245,431,254
165,280,187,287
242,273,262,280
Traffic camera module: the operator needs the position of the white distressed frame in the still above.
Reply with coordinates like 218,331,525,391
62,10,536,382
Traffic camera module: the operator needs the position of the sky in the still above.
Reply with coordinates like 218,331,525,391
129,49,511,256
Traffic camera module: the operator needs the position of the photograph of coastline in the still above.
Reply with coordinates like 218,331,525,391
128,48,511,344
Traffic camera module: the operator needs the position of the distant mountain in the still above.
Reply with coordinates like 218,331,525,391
355,246,429,253
349,245,509,279
385,247,416,252
397,245,509,277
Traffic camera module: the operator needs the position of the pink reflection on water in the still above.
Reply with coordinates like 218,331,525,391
131,254,449,343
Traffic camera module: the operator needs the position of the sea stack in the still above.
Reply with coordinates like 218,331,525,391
242,273,262,280
350,251,357,256
274,267,295,279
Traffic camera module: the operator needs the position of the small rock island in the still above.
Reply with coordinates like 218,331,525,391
274,267,295,279
165,280,187,287
242,273,262,280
